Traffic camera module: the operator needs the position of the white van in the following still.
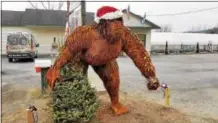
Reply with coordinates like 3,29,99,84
6,32,39,62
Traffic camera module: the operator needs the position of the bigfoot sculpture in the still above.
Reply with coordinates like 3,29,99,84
46,6,160,115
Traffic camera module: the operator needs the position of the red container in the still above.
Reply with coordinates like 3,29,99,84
35,67,41,73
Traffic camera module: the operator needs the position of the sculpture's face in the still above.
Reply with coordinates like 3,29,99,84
97,18,124,43
104,18,124,43
106,18,124,35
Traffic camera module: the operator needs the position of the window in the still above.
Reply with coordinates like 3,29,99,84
7,35,18,45
19,36,28,45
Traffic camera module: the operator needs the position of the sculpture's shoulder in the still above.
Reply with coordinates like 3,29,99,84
66,25,97,45
73,25,95,34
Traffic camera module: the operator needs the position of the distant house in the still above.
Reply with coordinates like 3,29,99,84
2,9,160,54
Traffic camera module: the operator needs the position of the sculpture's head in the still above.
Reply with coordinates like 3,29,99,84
95,6,124,43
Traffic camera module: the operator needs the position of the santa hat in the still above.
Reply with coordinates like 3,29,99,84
94,6,123,24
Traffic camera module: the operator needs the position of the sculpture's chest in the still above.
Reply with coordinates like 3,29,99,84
83,39,122,65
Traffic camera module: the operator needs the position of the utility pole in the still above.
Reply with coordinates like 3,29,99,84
67,0,70,34
81,0,86,25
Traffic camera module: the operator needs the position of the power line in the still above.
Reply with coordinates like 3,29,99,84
147,6,218,17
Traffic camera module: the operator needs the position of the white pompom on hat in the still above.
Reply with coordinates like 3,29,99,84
94,6,123,24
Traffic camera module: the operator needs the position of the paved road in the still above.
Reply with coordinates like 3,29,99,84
2,54,218,120
118,54,218,120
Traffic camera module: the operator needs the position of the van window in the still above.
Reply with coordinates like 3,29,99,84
7,34,30,45
7,35,18,45
19,36,29,45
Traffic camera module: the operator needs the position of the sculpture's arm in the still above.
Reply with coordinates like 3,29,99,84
46,27,91,89
52,27,91,70
122,27,159,89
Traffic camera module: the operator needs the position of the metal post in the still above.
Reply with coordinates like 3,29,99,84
41,67,49,94
196,42,200,53
81,0,86,25
165,41,169,55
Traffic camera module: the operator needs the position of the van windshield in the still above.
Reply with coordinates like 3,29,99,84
7,34,30,45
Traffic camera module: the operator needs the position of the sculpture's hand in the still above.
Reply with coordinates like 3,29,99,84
45,66,60,90
146,77,160,90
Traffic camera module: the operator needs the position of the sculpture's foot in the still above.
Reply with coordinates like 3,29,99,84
111,102,129,115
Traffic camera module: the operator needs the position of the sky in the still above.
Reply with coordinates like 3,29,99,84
2,0,218,32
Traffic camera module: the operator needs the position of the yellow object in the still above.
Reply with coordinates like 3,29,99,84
26,109,34,123
164,88,170,107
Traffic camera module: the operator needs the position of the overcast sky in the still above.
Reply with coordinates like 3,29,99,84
2,0,218,32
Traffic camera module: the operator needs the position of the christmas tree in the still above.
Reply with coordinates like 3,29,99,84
51,48,99,123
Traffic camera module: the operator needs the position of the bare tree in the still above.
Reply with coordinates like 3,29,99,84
28,1,64,10
185,24,213,33
155,24,172,32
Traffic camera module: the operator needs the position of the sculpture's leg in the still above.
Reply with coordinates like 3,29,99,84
92,60,129,115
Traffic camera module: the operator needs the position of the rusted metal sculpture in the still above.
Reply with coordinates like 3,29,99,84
46,6,160,115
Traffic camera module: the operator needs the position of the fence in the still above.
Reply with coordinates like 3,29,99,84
151,42,218,54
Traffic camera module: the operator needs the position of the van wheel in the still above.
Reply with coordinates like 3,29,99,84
8,58,13,62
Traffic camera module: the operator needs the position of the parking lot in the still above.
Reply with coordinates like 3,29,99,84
2,54,218,121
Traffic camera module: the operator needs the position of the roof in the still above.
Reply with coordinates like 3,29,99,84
2,9,94,27
2,10,24,26
122,9,160,29
22,9,67,26
2,9,159,29
8,32,32,35
84,12,95,25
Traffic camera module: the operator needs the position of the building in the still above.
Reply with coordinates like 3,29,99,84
2,9,67,54
121,9,160,52
1,9,160,55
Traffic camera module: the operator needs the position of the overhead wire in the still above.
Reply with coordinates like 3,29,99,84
146,6,218,17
